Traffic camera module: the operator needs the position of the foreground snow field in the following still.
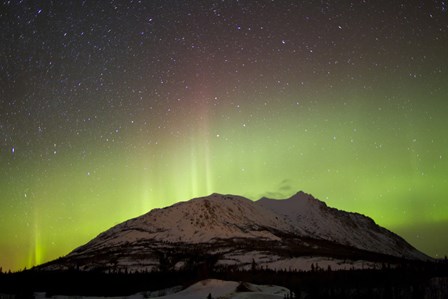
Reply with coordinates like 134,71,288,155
34,279,290,299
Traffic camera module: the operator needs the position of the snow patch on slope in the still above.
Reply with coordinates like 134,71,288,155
72,194,292,255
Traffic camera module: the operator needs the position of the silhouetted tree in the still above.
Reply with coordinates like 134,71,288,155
251,258,257,271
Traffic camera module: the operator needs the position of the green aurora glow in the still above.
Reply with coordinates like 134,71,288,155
1,1,448,271
2,82,447,271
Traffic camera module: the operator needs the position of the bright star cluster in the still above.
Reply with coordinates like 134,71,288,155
1,1,448,271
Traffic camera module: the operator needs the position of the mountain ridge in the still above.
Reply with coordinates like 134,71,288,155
39,191,431,272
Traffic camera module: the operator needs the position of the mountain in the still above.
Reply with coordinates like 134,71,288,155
39,191,430,272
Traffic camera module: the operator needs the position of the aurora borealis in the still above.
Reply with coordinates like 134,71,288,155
1,0,448,272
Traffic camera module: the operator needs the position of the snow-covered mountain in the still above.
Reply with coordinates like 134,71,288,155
40,192,430,272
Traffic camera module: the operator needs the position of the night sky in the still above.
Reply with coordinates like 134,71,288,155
1,0,448,271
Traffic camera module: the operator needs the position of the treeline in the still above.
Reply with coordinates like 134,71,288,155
0,260,447,298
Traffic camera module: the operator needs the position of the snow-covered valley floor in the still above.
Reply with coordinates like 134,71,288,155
34,279,290,299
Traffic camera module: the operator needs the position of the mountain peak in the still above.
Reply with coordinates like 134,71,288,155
292,190,308,198
257,191,327,209
288,191,327,207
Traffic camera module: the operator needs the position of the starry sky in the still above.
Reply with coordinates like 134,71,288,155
1,0,448,271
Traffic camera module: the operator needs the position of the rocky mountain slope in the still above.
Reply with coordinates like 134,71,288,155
39,192,430,272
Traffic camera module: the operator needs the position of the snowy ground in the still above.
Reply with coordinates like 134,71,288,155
34,279,290,299
215,250,380,271
261,256,379,271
